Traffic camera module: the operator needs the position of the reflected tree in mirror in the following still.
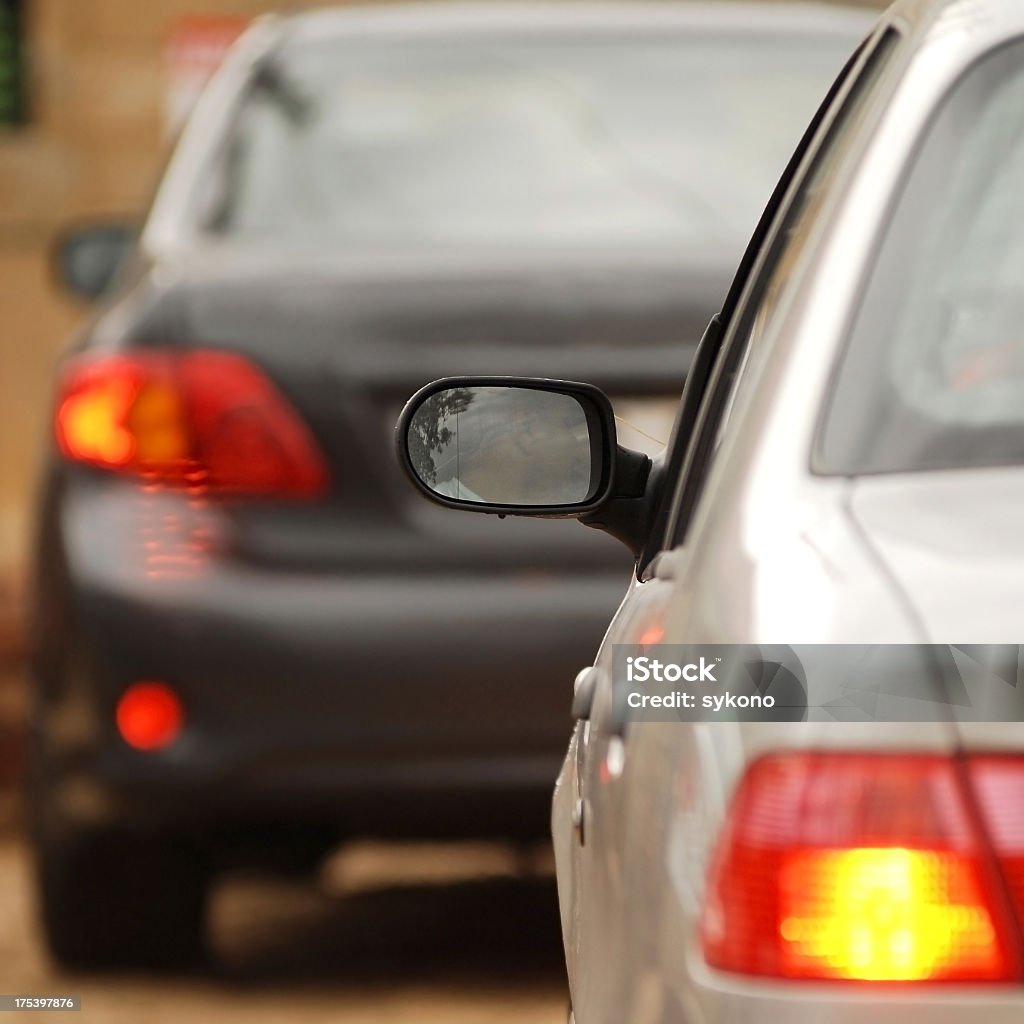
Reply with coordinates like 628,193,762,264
407,387,474,487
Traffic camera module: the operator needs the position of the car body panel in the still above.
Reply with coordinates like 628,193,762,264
848,471,1024,643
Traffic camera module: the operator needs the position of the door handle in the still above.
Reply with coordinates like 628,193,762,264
571,666,598,721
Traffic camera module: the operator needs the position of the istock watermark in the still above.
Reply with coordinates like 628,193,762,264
625,656,719,684
612,645,1024,724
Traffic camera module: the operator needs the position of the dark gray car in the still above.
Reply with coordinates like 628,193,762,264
28,2,869,968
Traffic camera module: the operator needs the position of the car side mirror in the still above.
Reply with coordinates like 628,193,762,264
396,377,658,556
52,221,136,301
397,377,616,514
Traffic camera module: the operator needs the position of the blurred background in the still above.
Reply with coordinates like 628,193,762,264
0,1,883,1020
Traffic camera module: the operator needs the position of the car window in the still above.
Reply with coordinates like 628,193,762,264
203,32,859,254
661,26,899,551
818,39,1024,475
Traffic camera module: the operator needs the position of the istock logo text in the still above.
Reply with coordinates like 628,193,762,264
626,657,718,684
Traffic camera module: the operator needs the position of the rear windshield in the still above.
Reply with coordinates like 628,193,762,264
203,32,857,252
819,40,1024,475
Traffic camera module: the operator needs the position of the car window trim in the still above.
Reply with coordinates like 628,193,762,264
636,31,876,579
652,23,899,562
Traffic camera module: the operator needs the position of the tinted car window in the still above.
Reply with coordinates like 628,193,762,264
205,33,858,252
820,40,1024,475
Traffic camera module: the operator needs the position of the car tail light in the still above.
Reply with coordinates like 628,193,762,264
702,753,1022,982
965,757,1024,935
55,350,329,499
116,681,184,751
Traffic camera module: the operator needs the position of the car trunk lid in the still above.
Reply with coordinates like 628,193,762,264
128,243,729,570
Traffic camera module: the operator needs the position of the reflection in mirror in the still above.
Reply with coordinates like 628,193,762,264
407,386,595,506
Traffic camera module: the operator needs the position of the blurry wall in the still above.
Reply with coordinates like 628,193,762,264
0,0,886,651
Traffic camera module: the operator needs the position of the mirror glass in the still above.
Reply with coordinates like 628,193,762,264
57,225,134,300
406,386,597,507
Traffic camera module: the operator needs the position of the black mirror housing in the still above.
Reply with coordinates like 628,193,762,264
396,376,660,557
52,220,136,301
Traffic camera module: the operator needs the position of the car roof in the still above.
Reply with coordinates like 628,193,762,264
272,2,877,45
889,0,1024,51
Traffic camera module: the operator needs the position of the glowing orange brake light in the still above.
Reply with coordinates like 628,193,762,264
57,372,139,466
779,847,1002,981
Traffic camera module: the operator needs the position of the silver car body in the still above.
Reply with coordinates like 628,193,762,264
553,2,1024,1021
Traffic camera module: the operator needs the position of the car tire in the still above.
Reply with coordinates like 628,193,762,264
34,829,210,971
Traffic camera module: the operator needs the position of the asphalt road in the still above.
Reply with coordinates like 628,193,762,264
0,838,567,1022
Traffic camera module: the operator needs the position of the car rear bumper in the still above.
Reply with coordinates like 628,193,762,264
34,480,629,842
669,962,1024,1024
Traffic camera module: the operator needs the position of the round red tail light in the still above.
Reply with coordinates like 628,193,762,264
115,682,184,751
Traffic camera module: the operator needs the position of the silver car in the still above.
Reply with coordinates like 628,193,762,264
398,0,1024,1021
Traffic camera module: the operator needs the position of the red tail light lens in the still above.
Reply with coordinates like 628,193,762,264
702,753,1020,982
966,756,1024,935
55,350,329,499
116,682,184,751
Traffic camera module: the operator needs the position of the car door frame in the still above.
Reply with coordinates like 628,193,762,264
655,23,901,565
